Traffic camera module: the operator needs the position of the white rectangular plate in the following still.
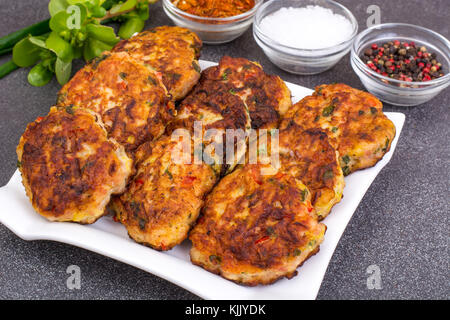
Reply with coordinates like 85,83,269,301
0,60,405,300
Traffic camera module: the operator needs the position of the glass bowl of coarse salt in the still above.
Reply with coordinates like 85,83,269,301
253,0,358,74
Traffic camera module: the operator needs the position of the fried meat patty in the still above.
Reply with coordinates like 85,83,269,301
202,56,292,129
113,26,202,100
58,51,175,152
276,123,345,219
245,124,344,219
190,164,326,285
167,70,252,176
282,83,396,175
17,106,132,224
111,135,217,250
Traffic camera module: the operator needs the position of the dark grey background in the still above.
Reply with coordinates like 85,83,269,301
0,0,448,300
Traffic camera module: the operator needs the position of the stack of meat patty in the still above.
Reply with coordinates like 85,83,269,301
17,26,396,286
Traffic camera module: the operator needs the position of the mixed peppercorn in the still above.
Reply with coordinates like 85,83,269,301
360,40,445,82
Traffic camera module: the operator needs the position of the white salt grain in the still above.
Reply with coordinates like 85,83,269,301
259,6,354,49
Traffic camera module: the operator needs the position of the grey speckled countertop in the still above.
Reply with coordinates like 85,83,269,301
0,0,448,300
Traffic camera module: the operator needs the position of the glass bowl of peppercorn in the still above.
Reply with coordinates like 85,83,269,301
351,23,450,106
162,0,263,44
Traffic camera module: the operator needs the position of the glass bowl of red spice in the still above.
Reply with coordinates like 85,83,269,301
351,23,450,106
163,0,263,44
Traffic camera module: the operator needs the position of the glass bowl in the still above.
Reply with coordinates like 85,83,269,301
253,0,358,75
351,23,450,106
162,0,263,44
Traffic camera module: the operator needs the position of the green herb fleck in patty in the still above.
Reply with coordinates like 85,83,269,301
322,105,335,117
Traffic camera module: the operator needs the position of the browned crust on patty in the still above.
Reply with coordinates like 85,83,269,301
277,123,345,219
17,106,132,224
58,51,175,153
169,74,250,133
113,26,202,100
189,165,326,285
111,135,217,251
167,68,252,176
202,56,292,129
282,83,396,175
190,244,322,287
